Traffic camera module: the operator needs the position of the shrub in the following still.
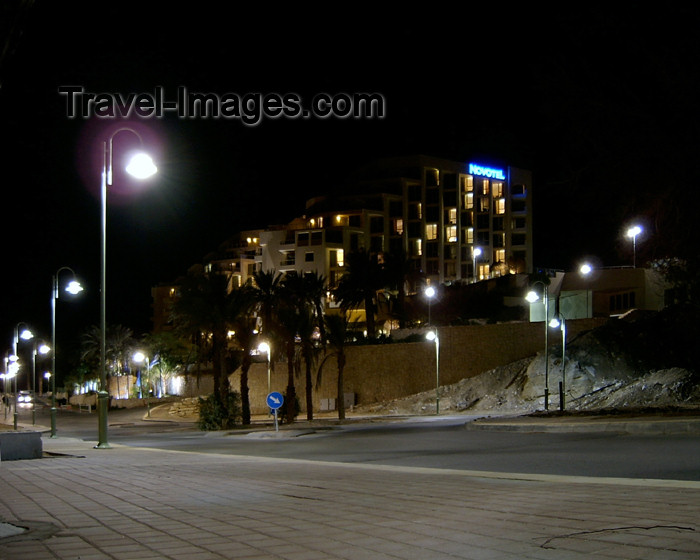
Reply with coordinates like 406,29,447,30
197,391,241,431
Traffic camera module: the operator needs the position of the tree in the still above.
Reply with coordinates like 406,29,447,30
171,270,232,403
228,286,257,425
335,248,383,338
80,324,136,398
317,313,349,420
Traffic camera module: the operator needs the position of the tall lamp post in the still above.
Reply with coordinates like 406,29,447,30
525,282,550,411
472,247,482,283
425,329,440,415
31,342,50,425
258,341,271,396
97,128,157,449
51,268,83,438
425,286,436,326
133,352,151,417
549,315,567,410
12,324,34,429
626,225,642,268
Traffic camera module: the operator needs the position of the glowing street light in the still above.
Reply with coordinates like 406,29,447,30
626,225,642,268
51,267,83,438
12,323,34,429
473,247,482,283
425,285,436,326
258,341,271,396
97,128,158,449
133,351,151,417
549,315,567,411
31,342,50,425
425,329,440,415
525,282,550,411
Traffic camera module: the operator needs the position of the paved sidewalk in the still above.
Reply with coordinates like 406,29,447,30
0,430,698,559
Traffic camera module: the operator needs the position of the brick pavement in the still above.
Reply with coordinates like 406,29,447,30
0,435,698,559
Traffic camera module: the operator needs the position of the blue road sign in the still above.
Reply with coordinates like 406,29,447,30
266,392,284,410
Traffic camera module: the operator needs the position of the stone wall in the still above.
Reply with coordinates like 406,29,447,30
231,318,606,415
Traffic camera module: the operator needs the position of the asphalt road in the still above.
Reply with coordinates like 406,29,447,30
18,405,700,482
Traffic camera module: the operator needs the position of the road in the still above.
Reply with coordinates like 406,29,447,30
19,405,700,482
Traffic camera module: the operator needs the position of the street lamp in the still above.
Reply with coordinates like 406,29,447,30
425,329,440,415
133,352,151,417
626,225,642,268
425,285,436,326
549,315,567,411
31,342,50,425
98,128,157,449
51,267,83,438
258,341,271,396
525,282,550,411
12,324,34,429
472,247,482,283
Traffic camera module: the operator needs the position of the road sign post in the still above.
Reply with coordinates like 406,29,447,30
266,392,284,432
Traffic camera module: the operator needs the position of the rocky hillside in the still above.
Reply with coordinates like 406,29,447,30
356,305,700,416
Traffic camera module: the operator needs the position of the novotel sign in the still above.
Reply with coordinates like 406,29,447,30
469,163,506,180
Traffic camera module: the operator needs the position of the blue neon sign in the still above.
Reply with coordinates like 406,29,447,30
469,163,506,180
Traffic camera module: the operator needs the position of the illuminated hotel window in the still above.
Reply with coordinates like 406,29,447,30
447,208,457,224
462,175,473,192
495,249,505,263
481,179,490,196
409,202,422,219
330,249,344,267
426,223,438,240
466,227,474,244
495,198,505,214
393,218,404,235
446,225,457,243
464,192,473,209
493,182,503,198
412,238,423,256
479,197,490,212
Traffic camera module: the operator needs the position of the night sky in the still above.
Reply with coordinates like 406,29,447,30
2,3,700,356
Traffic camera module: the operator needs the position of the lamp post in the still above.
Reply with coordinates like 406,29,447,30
549,315,567,410
133,352,151,417
525,282,550,410
98,128,157,449
425,329,440,414
258,341,271,396
50,268,83,438
472,247,482,283
12,324,34,429
626,225,642,268
425,285,436,326
31,342,50,425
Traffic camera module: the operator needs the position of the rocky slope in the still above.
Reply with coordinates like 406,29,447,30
356,305,700,416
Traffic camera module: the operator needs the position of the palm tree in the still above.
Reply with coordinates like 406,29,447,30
318,313,349,420
171,270,232,403
335,248,383,338
228,286,257,425
296,306,318,420
303,271,328,344
80,324,136,398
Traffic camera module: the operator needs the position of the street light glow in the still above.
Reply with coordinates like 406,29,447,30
579,263,592,275
125,152,158,179
525,290,540,303
66,280,84,295
626,225,642,238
